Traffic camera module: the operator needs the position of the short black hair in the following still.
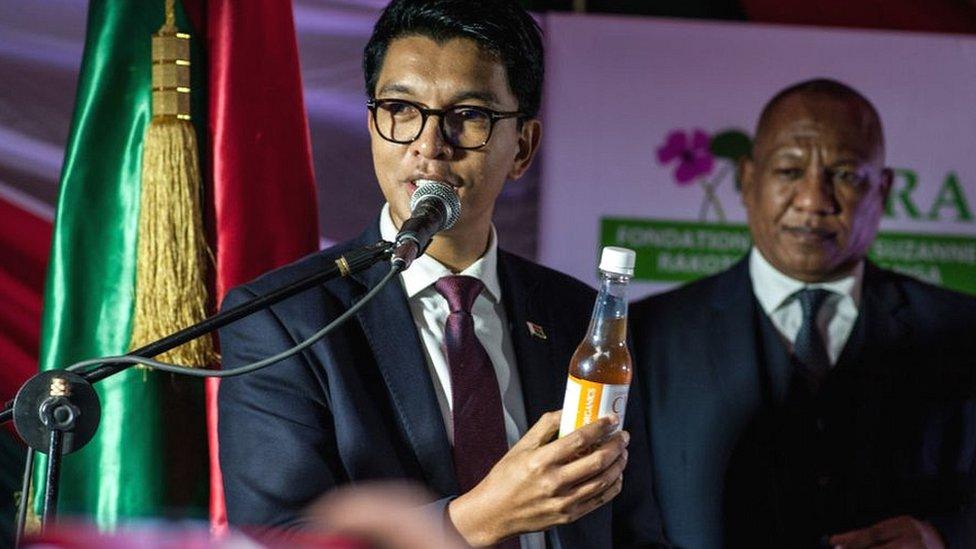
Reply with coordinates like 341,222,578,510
755,78,885,155
363,0,544,118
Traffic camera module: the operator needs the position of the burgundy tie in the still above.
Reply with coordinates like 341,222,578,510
434,275,510,493
435,276,520,549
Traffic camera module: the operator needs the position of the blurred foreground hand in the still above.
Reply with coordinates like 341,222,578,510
306,482,468,549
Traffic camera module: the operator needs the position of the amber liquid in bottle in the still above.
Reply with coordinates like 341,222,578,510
559,270,632,437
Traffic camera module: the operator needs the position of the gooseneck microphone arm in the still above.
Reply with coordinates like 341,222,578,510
3,238,398,543
0,240,394,423
4,183,462,545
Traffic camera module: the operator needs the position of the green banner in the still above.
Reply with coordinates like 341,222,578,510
602,217,976,295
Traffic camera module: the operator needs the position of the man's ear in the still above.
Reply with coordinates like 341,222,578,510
739,155,755,203
508,119,542,181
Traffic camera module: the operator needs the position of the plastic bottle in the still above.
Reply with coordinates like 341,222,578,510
559,246,635,437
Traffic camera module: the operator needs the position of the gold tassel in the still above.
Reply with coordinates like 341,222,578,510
129,0,215,367
15,482,41,535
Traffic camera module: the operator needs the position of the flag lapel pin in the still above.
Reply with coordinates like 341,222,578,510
526,321,547,340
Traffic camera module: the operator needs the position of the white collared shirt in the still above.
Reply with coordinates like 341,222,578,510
380,205,544,549
748,247,863,365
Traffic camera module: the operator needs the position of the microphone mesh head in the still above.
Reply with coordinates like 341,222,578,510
409,182,461,230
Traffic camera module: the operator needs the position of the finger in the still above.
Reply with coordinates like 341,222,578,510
551,431,628,487
565,474,624,522
873,541,923,549
539,416,621,463
829,517,915,549
560,449,628,501
829,527,898,549
828,527,879,549
512,410,562,450
871,515,917,535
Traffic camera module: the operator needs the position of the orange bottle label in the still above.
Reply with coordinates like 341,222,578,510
559,374,629,437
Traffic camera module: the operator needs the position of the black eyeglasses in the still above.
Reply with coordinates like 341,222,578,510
366,98,523,150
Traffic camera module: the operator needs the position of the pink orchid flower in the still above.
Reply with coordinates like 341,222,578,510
657,129,715,185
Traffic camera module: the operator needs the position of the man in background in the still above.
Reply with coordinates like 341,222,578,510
632,78,975,548
218,1,666,547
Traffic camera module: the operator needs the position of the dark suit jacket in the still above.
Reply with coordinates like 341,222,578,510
632,257,976,548
218,224,667,548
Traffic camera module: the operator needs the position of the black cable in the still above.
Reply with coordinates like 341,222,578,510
64,263,401,378
8,262,400,544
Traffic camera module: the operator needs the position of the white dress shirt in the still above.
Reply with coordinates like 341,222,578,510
748,247,863,365
380,205,544,549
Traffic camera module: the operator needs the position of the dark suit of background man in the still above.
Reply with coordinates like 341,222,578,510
217,1,666,547
633,79,976,549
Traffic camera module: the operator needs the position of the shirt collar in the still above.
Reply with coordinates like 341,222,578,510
748,247,863,313
379,203,501,302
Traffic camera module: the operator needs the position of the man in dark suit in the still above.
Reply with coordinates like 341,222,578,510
218,1,665,547
632,79,976,548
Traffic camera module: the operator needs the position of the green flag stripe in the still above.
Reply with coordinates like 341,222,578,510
34,0,201,526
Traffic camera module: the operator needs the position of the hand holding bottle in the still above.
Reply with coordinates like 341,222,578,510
447,411,629,546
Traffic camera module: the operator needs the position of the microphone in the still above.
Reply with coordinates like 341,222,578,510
392,181,461,270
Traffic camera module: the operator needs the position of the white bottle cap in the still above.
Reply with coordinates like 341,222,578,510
599,246,636,277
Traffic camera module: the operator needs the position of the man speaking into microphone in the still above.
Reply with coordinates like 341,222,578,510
216,1,665,547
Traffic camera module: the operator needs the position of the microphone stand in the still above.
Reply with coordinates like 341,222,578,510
1,239,394,543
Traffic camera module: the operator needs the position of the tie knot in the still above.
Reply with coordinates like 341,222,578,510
435,275,484,314
796,288,832,321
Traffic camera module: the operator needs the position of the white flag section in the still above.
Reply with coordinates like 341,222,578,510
538,13,976,298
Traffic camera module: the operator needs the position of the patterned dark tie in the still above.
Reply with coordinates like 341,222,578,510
434,276,510,490
793,288,833,392
435,276,520,549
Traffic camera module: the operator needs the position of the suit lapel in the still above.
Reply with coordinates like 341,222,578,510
497,251,564,426
348,225,458,496
834,262,912,406
706,258,767,408
708,258,796,540
841,262,911,369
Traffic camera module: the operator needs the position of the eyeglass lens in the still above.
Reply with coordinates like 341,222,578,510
374,101,492,148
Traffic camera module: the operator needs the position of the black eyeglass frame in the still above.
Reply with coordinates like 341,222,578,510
366,98,525,150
